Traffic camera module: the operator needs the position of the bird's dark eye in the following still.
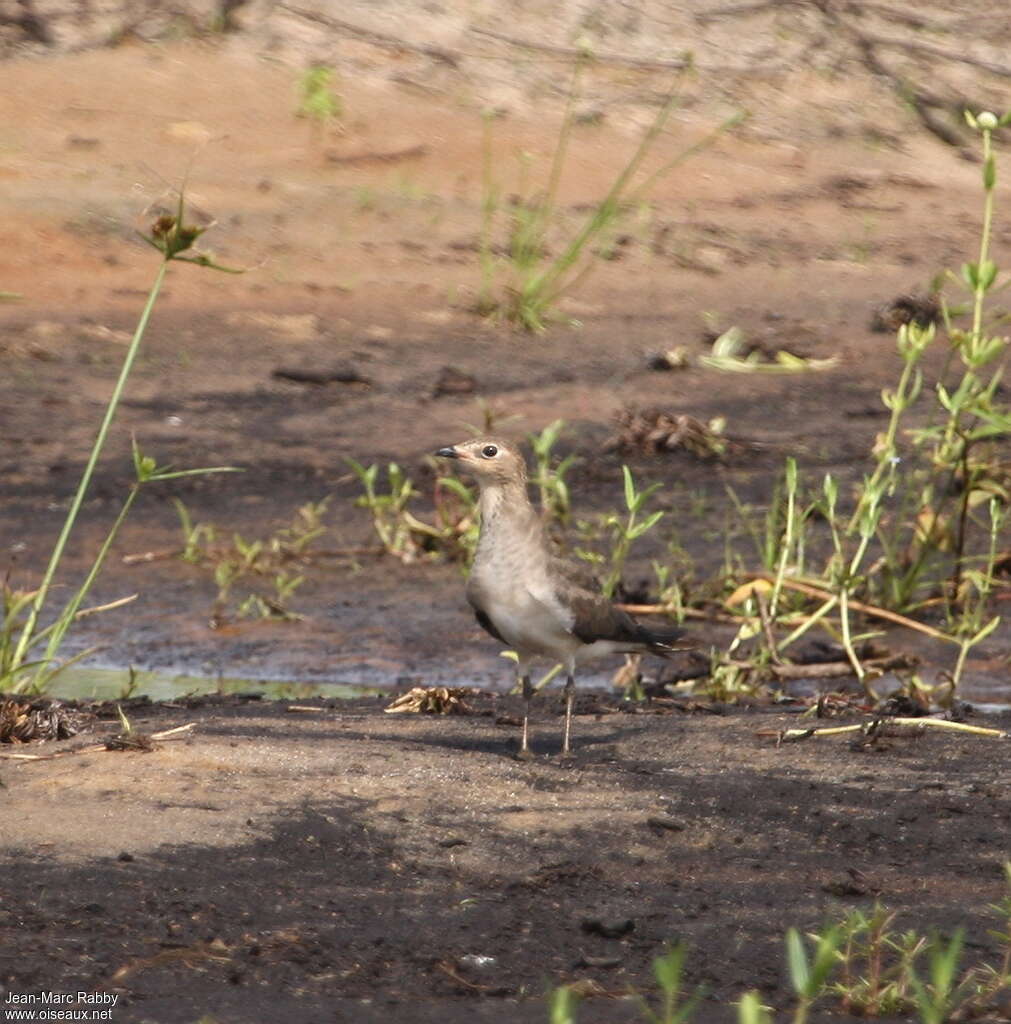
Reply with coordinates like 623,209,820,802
481,444,498,458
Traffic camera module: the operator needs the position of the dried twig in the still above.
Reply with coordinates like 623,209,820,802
770,717,1007,743
0,722,195,762
325,144,428,166
122,548,181,565
617,602,759,625
150,723,197,740
753,572,950,641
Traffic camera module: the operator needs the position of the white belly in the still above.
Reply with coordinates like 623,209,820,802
487,586,580,661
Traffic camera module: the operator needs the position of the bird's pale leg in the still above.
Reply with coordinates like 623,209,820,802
519,673,534,757
562,672,575,755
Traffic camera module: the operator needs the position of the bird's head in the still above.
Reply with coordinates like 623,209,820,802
434,437,527,486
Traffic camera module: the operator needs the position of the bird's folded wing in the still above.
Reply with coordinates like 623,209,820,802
547,554,602,594
549,580,646,646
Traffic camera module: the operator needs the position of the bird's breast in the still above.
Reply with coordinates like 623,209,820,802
468,558,576,659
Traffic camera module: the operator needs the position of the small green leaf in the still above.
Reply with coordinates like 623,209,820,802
653,943,685,993
622,465,635,510
971,615,1001,645
737,990,772,1024
549,984,579,1024
786,928,810,995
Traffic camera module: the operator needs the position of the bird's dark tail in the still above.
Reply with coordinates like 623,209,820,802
639,623,693,657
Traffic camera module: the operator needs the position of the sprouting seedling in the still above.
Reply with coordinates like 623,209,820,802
297,65,343,126
529,419,578,525
548,983,579,1024
115,703,134,735
909,930,968,1024
737,991,773,1024
639,942,703,1024
787,925,841,1024
601,466,664,597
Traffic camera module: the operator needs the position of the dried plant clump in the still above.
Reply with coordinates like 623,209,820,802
870,293,941,333
0,697,85,743
384,686,477,714
605,407,730,459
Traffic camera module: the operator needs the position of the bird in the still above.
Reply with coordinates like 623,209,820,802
435,436,685,757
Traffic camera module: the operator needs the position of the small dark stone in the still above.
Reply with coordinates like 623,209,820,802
272,363,372,387
581,917,635,939
433,366,477,398
576,954,623,968
117,851,134,862
646,815,685,833
822,876,867,897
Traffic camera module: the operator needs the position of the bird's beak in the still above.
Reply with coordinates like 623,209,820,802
435,446,458,459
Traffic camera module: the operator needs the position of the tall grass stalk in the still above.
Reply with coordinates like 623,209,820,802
6,195,240,693
478,52,744,330
9,261,168,680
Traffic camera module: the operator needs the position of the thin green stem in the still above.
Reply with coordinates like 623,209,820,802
838,588,866,685
769,462,797,620
10,258,170,673
529,86,684,304
778,594,838,653
29,484,141,692
542,54,586,220
970,128,994,346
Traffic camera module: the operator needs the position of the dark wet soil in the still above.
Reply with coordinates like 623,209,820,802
2,695,1010,1023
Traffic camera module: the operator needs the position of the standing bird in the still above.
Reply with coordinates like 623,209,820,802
436,437,685,757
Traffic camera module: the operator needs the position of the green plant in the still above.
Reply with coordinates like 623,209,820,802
477,51,743,330
348,459,479,565
600,466,665,598
3,195,239,694
865,112,1010,609
736,991,773,1024
172,499,329,624
639,943,703,1024
540,883,1011,1023
825,884,1011,1020
945,498,1005,691
548,984,579,1024
174,497,217,563
529,420,577,526
348,460,421,562
650,542,694,627
691,110,1010,705
909,930,968,1024
296,65,342,141
786,925,843,1024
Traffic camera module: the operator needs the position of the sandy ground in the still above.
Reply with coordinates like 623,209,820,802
2,696,1010,1023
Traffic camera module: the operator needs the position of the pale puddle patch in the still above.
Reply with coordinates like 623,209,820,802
42,666,384,702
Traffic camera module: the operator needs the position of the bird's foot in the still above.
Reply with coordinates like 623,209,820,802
514,746,537,762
